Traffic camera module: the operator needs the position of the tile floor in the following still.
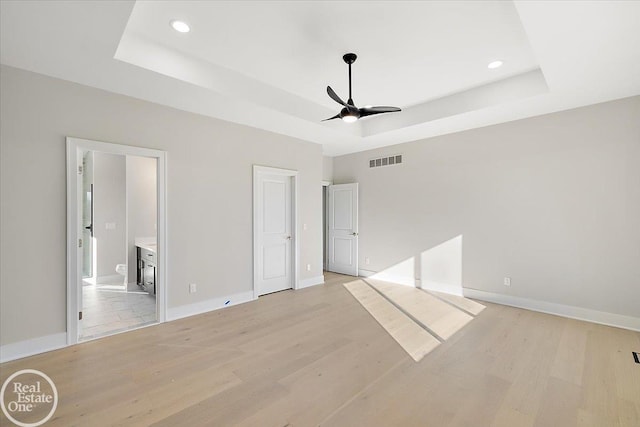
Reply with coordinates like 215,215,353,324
80,282,157,340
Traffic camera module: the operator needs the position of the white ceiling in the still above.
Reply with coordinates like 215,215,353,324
124,1,539,110
1,1,639,156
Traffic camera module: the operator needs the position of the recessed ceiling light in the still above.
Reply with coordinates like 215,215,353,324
488,60,503,69
170,20,190,33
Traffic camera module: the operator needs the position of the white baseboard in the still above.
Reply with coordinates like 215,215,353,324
358,269,418,287
464,288,640,332
2,291,256,362
0,332,67,363
96,274,123,284
298,275,325,289
166,291,255,321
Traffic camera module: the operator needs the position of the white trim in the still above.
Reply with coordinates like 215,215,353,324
252,165,299,299
298,275,325,289
321,175,332,271
167,291,255,321
0,333,67,363
322,185,329,270
66,137,168,346
358,269,417,287
463,288,640,332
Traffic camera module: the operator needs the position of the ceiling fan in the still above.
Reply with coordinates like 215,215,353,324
323,53,401,123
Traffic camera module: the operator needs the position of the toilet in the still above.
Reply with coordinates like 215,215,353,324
115,264,127,285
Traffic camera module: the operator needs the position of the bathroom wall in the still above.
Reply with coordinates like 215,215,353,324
126,156,158,284
93,152,127,280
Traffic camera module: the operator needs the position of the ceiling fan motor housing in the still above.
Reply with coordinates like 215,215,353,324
340,107,360,120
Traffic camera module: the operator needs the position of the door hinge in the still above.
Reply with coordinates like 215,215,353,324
78,165,83,175
79,311,83,320
78,238,82,248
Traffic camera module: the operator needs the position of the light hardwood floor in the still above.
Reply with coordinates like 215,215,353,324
1,272,639,426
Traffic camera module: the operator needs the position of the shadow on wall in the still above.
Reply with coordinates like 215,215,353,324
364,235,464,295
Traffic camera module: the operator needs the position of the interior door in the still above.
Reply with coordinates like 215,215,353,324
256,173,293,295
328,183,359,276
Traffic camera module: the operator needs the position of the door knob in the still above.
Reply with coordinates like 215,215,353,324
285,235,292,240
352,232,358,236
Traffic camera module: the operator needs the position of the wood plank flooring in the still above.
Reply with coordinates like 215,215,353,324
365,278,474,340
344,279,441,361
1,271,639,426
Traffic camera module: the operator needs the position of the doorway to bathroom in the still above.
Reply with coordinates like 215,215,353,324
67,138,167,344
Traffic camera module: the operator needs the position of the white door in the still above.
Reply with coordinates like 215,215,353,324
256,172,293,295
328,183,358,276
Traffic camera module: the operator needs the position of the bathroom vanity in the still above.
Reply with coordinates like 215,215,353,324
136,243,156,295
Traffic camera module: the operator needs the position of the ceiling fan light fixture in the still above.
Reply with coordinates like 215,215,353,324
340,107,360,123
170,20,190,33
488,60,503,69
322,53,401,123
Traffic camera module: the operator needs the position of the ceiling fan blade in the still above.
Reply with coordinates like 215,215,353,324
327,86,348,107
359,106,401,117
321,113,341,121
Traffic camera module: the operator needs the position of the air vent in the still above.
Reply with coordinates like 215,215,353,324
369,154,402,169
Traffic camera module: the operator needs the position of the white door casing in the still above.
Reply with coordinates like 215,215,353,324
66,137,167,345
253,166,298,297
328,183,359,276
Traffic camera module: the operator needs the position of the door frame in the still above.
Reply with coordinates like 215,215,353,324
322,181,332,270
66,137,168,345
253,165,299,299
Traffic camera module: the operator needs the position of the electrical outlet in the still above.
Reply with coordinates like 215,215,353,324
189,283,197,293
365,257,370,265
303,223,308,231
306,264,311,271
504,277,511,287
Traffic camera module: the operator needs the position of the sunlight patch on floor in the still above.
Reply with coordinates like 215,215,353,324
344,280,440,362
344,278,485,361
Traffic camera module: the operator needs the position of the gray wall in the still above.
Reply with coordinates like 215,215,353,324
322,156,333,182
126,156,157,284
0,65,323,346
93,152,127,279
333,96,640,318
